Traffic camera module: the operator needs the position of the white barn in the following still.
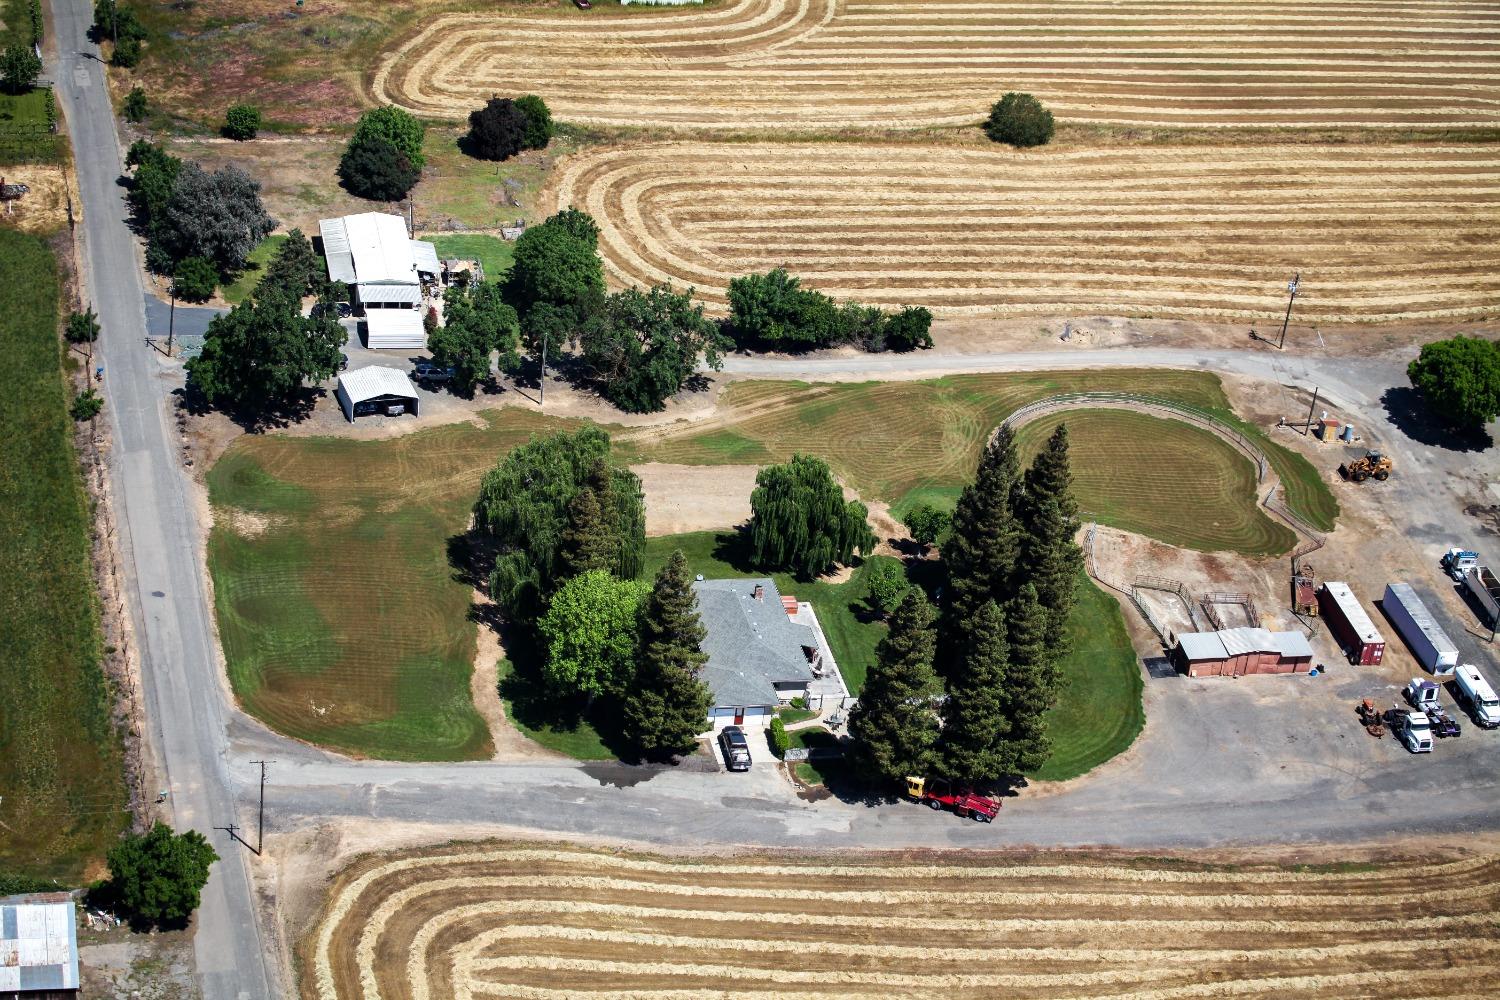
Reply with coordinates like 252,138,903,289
318,212,439,349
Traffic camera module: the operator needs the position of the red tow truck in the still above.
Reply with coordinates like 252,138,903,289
905,776,1000,823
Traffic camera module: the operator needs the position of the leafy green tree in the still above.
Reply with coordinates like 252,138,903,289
184,286,344,412
984,92,1054,148
505,208,605,321
94,1,147,43
351,105,426,169
883,306,934,352
224,104,261,140
848,589,942,784
428,281,521,392
559,458,620,577
1018,423,1082,649
1407,335,1500,429
71,389,104,422
110,35,142,68
863,557,910,618
515,94,554,150
938,425,1023,671
537,570,648,700
151,162,275,274
748,454,876,579
578,283,729,413
122,85,148,122
621,549,714,757
940,599,1012,783
1003,583,1055,773
125,142,181,240
464,97,528,161
260,228,324,299
1,44,40,94
727,268,841,350
105,822,218,928
475,427,645,620
65,306,100,344
338,132,420,202
172,256,217,303
901,503,949,548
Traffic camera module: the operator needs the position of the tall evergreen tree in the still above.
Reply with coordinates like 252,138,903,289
848,590,942,784
560,459,619,577
940,600,1013,783
622,550,714,758
938,426,1024,669
1003,583,1055,773
1020,423,1082,649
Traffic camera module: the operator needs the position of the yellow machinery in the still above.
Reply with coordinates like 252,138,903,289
1340,451,1392,483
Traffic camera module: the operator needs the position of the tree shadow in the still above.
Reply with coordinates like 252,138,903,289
174,384,324,433
1381,386,1494,453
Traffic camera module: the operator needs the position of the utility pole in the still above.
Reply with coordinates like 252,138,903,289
249,760,272,855
1303,385,1321,435
166,283,176,357
538,331,547,408
1277,272,1301,351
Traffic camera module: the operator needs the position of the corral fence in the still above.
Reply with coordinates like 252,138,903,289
1265,486,1327,569
1200,591,1261,630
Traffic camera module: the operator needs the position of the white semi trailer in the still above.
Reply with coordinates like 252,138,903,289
1382,582,1459,674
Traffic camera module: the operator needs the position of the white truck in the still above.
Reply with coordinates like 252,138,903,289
1464,566,1500,626
1386,709,1434,753
1443,548,1479,582
1453,664,1500,729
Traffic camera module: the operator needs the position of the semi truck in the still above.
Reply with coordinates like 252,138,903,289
905,777,1000,823
1463,566,1500,626
1453,664,1500,729
1384,709,1434,753
1442,548,1479,582
1382,583,1459,674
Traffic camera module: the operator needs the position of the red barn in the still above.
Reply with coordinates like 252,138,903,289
1175,628,1315,677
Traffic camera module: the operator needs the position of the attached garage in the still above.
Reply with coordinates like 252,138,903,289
363,309,426,350
336,366,420,423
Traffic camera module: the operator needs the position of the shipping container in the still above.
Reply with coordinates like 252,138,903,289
1317,581,1386,665
1381,582,1459,674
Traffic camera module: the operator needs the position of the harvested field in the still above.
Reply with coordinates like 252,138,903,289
546,141,1500,322
377,0,1500,130
304,842,1500,1000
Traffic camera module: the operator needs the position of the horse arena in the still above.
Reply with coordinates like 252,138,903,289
376,0,1500,130
544,141,1500,321
304,843,1500,999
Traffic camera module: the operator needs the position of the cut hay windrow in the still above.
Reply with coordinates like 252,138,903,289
543,141,1500,322
304,844,1500,1000
375,0,1500,129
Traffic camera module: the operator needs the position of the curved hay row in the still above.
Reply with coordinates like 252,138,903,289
375,0,1500,128
304,844,1500,1000
542,141,1500,322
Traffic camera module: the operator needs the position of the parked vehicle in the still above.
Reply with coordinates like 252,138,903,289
718,726,752,771
1339,450,1392,482
1384,709,1434,753
412,361,455,383
1404,678,1440,711
1452,664,1500,728
1426,706,1462,739
904,776,1000,822
1462,566,1500,626
1442,548,1480,582
339,352,349,371
574,0,592,8
1382,583,1459,674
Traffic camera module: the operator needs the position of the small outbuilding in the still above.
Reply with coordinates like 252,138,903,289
363,309,426,350
1174,627,1315,677
0,892,79,998
335,366,420,423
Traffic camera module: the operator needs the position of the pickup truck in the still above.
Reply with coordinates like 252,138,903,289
717,725,752,771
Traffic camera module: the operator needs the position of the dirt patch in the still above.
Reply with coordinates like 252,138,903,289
470,592,565,763
0,164,72,234
632,463,758,536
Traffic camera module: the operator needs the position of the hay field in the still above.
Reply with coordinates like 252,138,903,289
304,843,1500,1000
546,141,1500,322
377,0,1500,130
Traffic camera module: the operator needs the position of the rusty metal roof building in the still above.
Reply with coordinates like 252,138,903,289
0,893,79,995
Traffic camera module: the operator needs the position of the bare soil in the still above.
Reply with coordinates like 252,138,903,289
0,164,73,235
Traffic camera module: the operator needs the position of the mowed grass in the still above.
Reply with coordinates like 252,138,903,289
0,231,126,878
1014,410,1297,556
426,235,514,283
220,235,329,305
207,408,586,761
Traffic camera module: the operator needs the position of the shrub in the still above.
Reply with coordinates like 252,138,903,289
352,105,425,169
111,35,142,68
65,306,101,344
0,43,41,95
984,92,1054,148
71,390,104,422
515,94,554,150
864,558,910,618
338,132,420,202
464,98,528,162
768,716,789,759
122,86,148,122
224,104,261,141
172,256,218,303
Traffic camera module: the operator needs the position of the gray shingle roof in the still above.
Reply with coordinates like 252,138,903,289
693,578,816,707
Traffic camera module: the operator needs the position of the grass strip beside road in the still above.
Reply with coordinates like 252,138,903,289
0,230,126,878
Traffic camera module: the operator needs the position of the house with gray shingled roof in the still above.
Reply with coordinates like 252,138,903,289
692,578,822,733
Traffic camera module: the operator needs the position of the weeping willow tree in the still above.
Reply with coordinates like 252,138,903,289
747,453,875,579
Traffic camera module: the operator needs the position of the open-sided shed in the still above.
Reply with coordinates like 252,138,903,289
363,308,426,349
335,366,420,422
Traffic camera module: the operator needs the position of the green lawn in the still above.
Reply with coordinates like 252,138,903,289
427,235,514,284
0,230,126,878
788,727,851,786
0,87,64,163
220,235,330,305
497,660,613,760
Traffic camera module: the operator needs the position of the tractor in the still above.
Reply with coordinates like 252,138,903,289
1339,450,1392,483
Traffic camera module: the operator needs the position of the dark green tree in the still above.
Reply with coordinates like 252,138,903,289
505,208,605,321
748,453,876,579
901,503,950,548
105,822,218,928
351,105,426,169
464,97,528,161
338,132,421,202
71,389,104,422
984,92,1055,148
94,2,147,43
65,306,100,345
110,35,141,68
428,281,521,393
515,93,554,150
559,458,619,577
224,104,261,141
475,427,645,620
847,590,942,784
1407,335,1500,429
621,549,715,758
938,425,1023,669
125,142,181,241
863,557,910,618
1018,423,1082,648
578,283,729,413
1,44,41,94
184,286,343,413
1003,583,1056,773
172,256,218,303
260,228,324,299
882,306,934,352
940,599,1012,783
151,162,275,275
727,268,842,350
122,85,148,122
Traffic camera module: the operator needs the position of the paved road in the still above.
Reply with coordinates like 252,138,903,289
48,3,275,998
